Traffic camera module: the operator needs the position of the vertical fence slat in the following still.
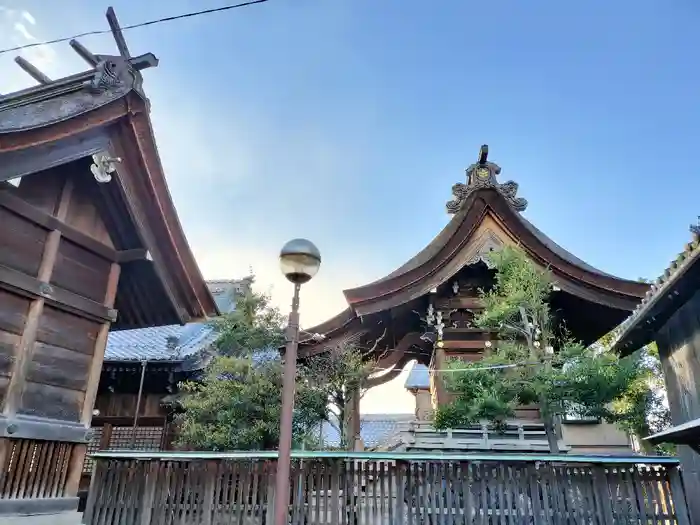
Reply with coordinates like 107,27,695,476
668,465,692,525
80,453,690,525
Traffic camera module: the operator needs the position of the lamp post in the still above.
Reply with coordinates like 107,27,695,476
274,238,321,525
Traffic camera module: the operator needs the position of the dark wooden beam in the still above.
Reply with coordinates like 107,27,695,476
13,56,51,85
0,132,109,184
0,415,90,442
0,263,115,323
92,416,166,427
69,39,99,67
116,248,149,263
0,189,118,262
0,497,79,516
106,7,131,59
434,297,484,310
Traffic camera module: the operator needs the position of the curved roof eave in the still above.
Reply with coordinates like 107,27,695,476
340,188,647,317
0,95,219,322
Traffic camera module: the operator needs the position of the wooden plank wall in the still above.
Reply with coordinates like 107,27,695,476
656,288,700,525
0,166,121,512
95,393,167,418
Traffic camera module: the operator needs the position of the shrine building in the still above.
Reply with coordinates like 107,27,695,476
300,145,649,454
0,8,217,523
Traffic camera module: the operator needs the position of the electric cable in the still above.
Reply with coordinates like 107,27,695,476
0,0,270,55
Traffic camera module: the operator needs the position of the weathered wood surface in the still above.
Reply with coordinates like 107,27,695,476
84,452,690,525
656,287,700,525
0,166,122,515
0,439,76,499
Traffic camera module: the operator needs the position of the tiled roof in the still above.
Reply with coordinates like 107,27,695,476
318,414,415,448
105,279,248,362
404,363,430,390
105,323,218,361
613,224,700,350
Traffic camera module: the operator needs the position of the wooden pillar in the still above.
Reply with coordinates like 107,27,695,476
432,343,448,408
65,262,121,496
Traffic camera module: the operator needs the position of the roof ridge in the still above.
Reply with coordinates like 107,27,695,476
613,222,700,348
0,8,157,104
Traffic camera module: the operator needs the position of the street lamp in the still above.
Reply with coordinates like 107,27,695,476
274,238,321,525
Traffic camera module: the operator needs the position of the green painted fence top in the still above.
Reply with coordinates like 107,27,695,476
90,450,680,465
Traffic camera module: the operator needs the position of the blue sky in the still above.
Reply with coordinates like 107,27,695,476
2,0,699,413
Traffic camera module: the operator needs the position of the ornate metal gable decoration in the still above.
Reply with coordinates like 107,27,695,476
446,145,528,214
464,230,504,268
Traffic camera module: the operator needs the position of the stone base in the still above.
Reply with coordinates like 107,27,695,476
3,511,82,525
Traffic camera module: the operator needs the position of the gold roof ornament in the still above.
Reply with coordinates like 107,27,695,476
446,144,528,214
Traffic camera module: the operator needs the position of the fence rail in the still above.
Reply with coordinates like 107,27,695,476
84,451,690,525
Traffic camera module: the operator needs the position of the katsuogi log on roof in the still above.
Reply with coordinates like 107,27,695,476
300,145,648,370
0,7,218,328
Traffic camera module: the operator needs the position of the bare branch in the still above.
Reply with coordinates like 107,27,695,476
362,327,388,358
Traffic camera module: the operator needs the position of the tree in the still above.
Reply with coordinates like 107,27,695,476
303,332,386,449
433,246,649,454
211,285,285,357
175,285,328,450
609,341,673,455
598,283,673,454
175,355,328,450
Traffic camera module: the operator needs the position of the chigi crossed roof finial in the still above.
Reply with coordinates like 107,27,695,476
446,144,528,214
5,6,157,99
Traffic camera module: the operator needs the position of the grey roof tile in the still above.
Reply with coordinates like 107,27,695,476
405,363,430,390
318,414,415,448
105,279,247,362
105,323,218,361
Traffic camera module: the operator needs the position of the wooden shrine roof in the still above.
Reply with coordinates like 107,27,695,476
611,221,700,354
302,145,649,345
0,7,219,328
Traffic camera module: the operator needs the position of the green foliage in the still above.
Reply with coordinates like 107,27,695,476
609,342,674,455
176,280,374,451
434,246,656,451
303,338,379,448
175,281,327,451
211,286,285,356
175,356,327,450
475,247,553,337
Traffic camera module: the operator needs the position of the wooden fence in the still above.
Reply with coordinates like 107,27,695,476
84,451,690,525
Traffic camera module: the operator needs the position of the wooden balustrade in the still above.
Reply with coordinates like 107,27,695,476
83,451,690,525
400,421,567,452
0,438,75,499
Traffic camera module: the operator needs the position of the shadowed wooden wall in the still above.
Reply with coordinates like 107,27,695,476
0,166,121,516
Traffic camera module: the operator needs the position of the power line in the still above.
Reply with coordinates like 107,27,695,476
372,361,543,374
0,0,270,56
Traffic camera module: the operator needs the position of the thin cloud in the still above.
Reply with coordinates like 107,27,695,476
13,22,35,41
21,10,35,25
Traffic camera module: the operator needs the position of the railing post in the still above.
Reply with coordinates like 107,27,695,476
82,458,104,525
201,461,218,525
138,460,158,525
668,466,692,525
265,460,277,525
395,460,405,525
592,466,615,524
